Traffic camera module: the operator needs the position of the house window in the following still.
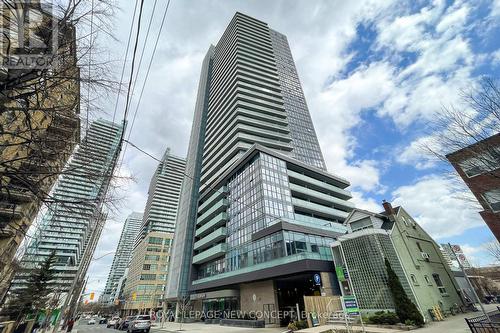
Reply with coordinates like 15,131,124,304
410,274,419,286
402,216,410,226
432,273,447,295
483,189,500,212
416,242,423,252
424,275,432,286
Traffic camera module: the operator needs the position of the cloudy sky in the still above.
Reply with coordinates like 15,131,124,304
84,0,500,299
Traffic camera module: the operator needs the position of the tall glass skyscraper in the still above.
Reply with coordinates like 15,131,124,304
13,119,124,291
166,13,354,318
100,212,142,304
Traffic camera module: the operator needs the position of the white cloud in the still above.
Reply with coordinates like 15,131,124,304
350,191,382,212
314,62,395,192
391,175,483,239
396,135,441,170
492,0,500,17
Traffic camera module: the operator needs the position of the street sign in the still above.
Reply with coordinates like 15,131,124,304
342,296,360,315
313,273,321,286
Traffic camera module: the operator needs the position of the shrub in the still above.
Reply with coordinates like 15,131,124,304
294,320,308,329
367,311,400,325
287,322,298,331
385,259,424,326
404,319,416,326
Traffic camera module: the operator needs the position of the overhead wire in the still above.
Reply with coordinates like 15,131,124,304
119,0,173,169
111,0,140,124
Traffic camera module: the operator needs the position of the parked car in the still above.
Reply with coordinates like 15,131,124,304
127,315,151,333
107,317,121,328
88,318,96,325
119,316,136,330
99,317,108,324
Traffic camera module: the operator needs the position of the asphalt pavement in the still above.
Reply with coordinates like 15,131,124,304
75,322,119,333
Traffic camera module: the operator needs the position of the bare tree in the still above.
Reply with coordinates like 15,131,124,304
0,0,128,307
484,239,500,264
423,78,500,171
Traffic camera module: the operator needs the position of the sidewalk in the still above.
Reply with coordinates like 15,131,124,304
154,322,284,333
300,324,403,333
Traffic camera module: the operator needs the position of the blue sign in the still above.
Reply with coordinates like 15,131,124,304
313,273,321,286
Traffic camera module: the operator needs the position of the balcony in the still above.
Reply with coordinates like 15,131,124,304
194,227,228,251
198,186,228,215
292,198,349,222
192,243,228,264
0,186,34,203
195,212,228,238
196,199,228,226
0,203,23,220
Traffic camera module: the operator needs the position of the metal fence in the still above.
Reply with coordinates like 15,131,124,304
465,307,500,333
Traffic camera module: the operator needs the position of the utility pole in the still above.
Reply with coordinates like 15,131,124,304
448,243,491,323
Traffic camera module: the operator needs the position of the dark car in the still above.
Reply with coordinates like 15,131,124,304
99,317,108,324
119,316,136,330
127,315,151,333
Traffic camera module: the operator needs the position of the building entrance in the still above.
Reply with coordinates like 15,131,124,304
275,273,322,326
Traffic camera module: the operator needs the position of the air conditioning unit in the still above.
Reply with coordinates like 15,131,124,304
421,252,430,260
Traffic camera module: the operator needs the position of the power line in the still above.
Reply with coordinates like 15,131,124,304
119,0,146,144
111,0,140,124
123,139,286,227
119,0,173,168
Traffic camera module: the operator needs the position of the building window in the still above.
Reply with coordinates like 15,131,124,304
148,237,163,245
483,189,500,212
432,273,447,295
143,264,151,270
458,151,499,178
140,274,156,280
410,274,419,285
424,275,432,286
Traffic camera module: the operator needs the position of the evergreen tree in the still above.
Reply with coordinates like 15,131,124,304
385,258,424,326
2,251,57,322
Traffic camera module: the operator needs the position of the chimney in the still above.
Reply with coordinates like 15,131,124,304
382,200,394,216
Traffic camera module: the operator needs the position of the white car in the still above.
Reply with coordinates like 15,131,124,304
88,318,96,325
107,317,120,328
128,315,151,333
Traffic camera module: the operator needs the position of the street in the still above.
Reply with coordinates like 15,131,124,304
75,322,121,333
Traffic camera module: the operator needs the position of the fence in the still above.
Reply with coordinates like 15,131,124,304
465,307,500,333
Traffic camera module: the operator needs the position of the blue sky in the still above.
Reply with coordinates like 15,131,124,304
82,0,500,298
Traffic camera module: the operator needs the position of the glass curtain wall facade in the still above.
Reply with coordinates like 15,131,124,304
166,12,353,302
101,212,143,304
13,119,124,291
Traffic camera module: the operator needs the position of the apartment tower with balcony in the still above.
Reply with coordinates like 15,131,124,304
100,212,143,305
166,13,355,320
122,150,185,314
12,119,124,292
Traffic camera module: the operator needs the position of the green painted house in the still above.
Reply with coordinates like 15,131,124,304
332,202,463,321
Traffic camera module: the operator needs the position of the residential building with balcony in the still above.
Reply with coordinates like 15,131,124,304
11,119,123,293
0,2,80,300
165,12,355,321
122,150,185,314
100,212,143,305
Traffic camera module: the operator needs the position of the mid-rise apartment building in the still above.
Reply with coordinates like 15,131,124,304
166,12,355,319
0,2,80,300
101,212,143,304
12,119,124,293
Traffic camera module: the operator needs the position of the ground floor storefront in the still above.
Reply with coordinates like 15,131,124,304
189,271,339,326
